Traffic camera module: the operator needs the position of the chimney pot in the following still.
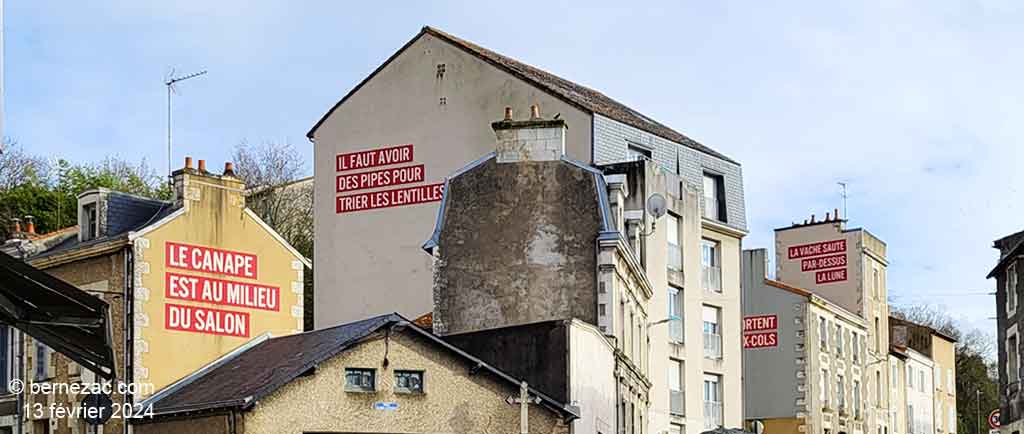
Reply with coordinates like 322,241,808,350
24,215,35,235
185,156,193,169
810,214,816,223
825,212,831,221
12,218,21,234
504,107,513,121
224,162,235,177
530,104,540,119
834,208,840,220
198,159,206,173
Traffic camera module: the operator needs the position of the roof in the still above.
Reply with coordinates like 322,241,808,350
29,204,178,262
307,26,737,165
889,315,958,344
144,313,579,420
0,251,116,378
989,237,1024,278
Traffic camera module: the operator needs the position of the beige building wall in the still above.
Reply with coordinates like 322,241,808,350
931,336,957,434
891,354,908,434
311,32,593,328
245,331,569,434
806,299,869,434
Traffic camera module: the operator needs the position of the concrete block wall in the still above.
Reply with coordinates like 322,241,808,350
592,114,747,231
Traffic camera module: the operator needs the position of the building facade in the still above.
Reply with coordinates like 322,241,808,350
742,248,869,434
0,159,308,434
991,230,1024,434
775,214,891,434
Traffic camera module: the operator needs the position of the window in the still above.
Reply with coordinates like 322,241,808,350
667,214,682,271
935,366,942,391
1009,263,1018,314
874,316,881,352
873,267,880,299
701,239,721,292
947,368,954,392
703,374,723,429
702,173,725,221
836,374,846,411
395,370,423,393
892,364,899,390
670,424,684,434
918,370,925,393
907,403,914,434
836,325,844,355
83,203,98,241
819,317,829,349
34,342,48,382
907,365,914,389
345,368,376,392
821,369,831,408
947,404,955,433
853,380,862,418
668,287,683,343
876,370,882,405
627,144,652,161
852,333,860,362
669,359,684,415
703,305,722,359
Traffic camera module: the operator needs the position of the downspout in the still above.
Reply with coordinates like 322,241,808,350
123,246,134,434
15,330,22,434
229,410,238,434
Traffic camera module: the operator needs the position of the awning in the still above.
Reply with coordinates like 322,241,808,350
0,251,116,379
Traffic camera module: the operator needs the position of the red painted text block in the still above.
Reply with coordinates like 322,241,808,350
743,314,778,332
336,164,425,193
336,183,444,213
815,268,848,284
336,144,414,172
166,273,280,312
166,242,257,279
165,303,250,338
800,253,848,272
787,239,847,259
743,331,778,349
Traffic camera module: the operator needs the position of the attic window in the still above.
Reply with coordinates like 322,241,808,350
83,203,98,241
395,370,424,393
344,368,376,392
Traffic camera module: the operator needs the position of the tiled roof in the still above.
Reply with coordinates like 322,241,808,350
308,27,736,165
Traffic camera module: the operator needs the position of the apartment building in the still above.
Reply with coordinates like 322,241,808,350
775,213,891,434
990,229,1024,434
889,316,958,434
742,249,870,434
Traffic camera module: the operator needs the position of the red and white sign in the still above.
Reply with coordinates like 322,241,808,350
743,314,778,332
743,331,778,349
815,268,848,284
165,303,250,338
166,273,280,312
989,409,1001,429
336,183,444,214
336,144,414,172
336,164,425,193
743,314,779,349
166,242,258,279
787,239,847,259
800,253,847,272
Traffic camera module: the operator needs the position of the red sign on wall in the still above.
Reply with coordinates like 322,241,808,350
166,272,280,312
743,314,778,332
336,164,425,193
800,253,847,272
166,242,258,279
165,303,250,338
336,144,414,172
816,268,848,284
743,331,778,349
787,239,847,259
336,183,444,214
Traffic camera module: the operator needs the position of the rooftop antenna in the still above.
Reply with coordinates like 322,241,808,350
837,181,848,220
164,69,207,183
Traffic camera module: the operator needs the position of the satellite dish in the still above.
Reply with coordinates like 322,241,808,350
646,193,667,219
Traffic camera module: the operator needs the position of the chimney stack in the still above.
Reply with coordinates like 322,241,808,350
223,162,235,177
492,104,567,163
198,159,206,173
185,156,193,170
834,208,840,220
24,215,35,235
11,218,21,234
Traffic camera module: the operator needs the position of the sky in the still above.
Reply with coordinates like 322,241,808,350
6,1,1021,336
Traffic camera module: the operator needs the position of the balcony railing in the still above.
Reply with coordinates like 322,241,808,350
702,266,722,292
703,332,722,359
670,390,685,416
669,318,684,343
703,400,723,430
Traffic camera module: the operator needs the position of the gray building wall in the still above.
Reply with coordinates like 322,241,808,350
742,249,804,419
431,158,603,335
592,114,747,231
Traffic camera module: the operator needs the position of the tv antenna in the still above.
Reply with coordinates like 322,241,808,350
837,181,848,220
164,69,207,182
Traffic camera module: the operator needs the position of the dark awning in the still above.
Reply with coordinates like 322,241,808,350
0,251,116,379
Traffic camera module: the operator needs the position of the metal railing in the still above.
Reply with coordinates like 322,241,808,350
703,401,723,430
703,332,722,359
669,318,684,343
702,266,722,292
670,390,685,416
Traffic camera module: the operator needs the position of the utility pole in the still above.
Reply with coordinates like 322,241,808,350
837,181,848,220
976,389,981,434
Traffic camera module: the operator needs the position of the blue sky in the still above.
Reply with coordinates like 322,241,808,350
7,1,1020,335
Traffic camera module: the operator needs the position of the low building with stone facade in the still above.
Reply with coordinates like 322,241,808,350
133,313,578,434
742,248,870,434
0,158,308,434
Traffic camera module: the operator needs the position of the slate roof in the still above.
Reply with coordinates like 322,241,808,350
144,313,579,420
989,234,1024,278
30,200,178,261
307,26,736,165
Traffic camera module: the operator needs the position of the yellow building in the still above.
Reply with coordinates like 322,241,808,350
10,158,308,434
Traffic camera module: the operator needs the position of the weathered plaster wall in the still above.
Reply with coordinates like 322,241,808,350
133,414,232,434
243,330,569,434
433,159,603,335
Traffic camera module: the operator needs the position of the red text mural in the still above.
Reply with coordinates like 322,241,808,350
336,144,414,172
743,314,779,349
336,183,445,213
336,164,426,193
166,242,258,279
166,273,280,312
165,303,250,338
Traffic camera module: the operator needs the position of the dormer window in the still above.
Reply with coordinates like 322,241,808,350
83,203,98,241
77,191,103,242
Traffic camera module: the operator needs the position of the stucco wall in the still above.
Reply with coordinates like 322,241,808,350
568,321,617,434
133,414,232,434
432,159,603,335
311,31,594,329
242,330,569,434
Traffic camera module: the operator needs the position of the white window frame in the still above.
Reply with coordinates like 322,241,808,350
1009,263,1018,315
1010,332,1020,383
667,214,682,271
668,287,683,343
836,324,844,355
701,239,722,293
702,173,723,221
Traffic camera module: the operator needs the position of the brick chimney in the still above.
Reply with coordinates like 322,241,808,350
491,104,566,163
24,215,35,236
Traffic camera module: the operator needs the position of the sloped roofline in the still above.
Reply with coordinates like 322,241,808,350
306,26,737,164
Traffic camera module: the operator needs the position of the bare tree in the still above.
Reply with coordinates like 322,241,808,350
0,138,49,190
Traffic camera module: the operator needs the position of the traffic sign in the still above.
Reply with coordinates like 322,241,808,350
989,409,1001,429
